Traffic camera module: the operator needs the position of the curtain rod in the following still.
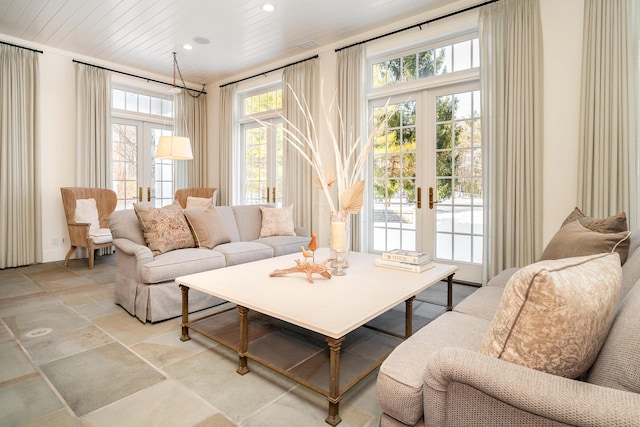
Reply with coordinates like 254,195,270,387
72,59,207,95
0,40,43,54
335,0,499,52
220,54,319,88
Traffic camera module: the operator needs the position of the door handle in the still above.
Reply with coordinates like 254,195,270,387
266,188,270,203
147,187,151,202
429,186,437,209
271,187,276,203
138,187,142,202
417,187,422,209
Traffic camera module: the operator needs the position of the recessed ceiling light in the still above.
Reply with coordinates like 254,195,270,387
262,4,275,12
183,44,193,50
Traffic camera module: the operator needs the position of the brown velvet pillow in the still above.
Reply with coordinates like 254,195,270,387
133,202,195,256
562,207,628,234
183,206,231,249
540,221,630,264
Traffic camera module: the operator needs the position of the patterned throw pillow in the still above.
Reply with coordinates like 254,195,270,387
133,202,195,256
259,204,296,237
481,253,621,378
183,206,231,249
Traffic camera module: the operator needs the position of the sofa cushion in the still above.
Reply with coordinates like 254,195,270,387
232,205,266,241
586,280,640,393
259,204,296,237
140,248,227,284
481,253,621,378
540,221,630,264
377,312,492,426
134,202,195,256
254,235,312,257
562,207,628,233
214,242,274,266
184,206,231,249
453,286,504,321
216,206,241,242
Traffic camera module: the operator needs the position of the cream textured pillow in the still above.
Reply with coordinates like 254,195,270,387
259,204,296,237
540,220,630,264
184,206,231,249
186,196,213,208
481,253,621,378
74,198,100,232
133,202,195,256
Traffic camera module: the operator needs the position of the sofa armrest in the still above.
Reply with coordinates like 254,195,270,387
112,238,153,263
424,347,640,427
486,267,518,288
295,227,309,237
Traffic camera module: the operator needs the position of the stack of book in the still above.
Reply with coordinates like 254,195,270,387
374,249,435,273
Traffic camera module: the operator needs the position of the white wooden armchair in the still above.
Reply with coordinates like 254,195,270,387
60,187,117,268
174,187,218,208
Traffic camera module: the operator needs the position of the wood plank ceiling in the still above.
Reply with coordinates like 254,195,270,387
0,0,455,84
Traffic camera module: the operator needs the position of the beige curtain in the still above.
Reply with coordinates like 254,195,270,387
479,0,544,282
282,58,318,231
218,84,237,206
0,45,41,268
336,45,365,251
75,63,111,187
175,90,208,188
578,0,636,227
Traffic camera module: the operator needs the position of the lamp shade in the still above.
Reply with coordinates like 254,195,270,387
155,136,193,160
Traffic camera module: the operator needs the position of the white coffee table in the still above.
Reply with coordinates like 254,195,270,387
176,248,456,425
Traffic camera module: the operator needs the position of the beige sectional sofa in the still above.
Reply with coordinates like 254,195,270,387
377,230,640,426
108,204,310,323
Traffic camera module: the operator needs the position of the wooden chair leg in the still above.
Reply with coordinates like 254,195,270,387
88,242,95,269
64,246,76,267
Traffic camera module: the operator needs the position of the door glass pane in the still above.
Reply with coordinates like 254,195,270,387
372,101,416,252
434,90,482,264
152,128,174,207
112,123,138,210
244,126,268,205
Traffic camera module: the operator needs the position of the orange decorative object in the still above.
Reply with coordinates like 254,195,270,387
269,258,333,283
308,233,318,252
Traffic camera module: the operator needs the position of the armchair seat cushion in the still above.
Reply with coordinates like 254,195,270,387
89,228,113,244
377,312,492,426
140,248,226,284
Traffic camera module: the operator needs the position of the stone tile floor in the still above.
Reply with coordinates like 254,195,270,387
0,254,477,427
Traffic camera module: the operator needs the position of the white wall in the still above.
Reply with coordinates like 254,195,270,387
3,0,588,263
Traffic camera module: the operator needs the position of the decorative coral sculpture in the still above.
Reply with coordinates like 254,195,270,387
269,257,333,284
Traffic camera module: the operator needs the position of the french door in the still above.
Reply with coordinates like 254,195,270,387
111,118,176,209
369,81,483,283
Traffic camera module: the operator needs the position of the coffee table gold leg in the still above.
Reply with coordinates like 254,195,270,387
237,305,250,375
179,285,191,341
326,336,345,426
405,296,415,338
446,273,454,311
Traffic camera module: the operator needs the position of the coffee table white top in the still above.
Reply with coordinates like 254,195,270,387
176,248,457,339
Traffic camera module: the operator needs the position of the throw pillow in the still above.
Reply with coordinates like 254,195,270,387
481,253,621,378
562,207,628,234
74,198,100,232
133,201,195,256
186,196,213,208
183,206,231,249
540,220,630,264
259,204,296,237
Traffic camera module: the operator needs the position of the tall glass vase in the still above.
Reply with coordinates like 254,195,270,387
330,210,349,275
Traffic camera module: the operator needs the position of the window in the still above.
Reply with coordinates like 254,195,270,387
111,87,176,209
371,37,479,88
237,85,284,206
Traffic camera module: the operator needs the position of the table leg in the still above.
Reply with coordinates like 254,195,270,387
237,305,250,375
405,296,415,338
179,285,191,341
326,336,345,426
446,273,454,311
